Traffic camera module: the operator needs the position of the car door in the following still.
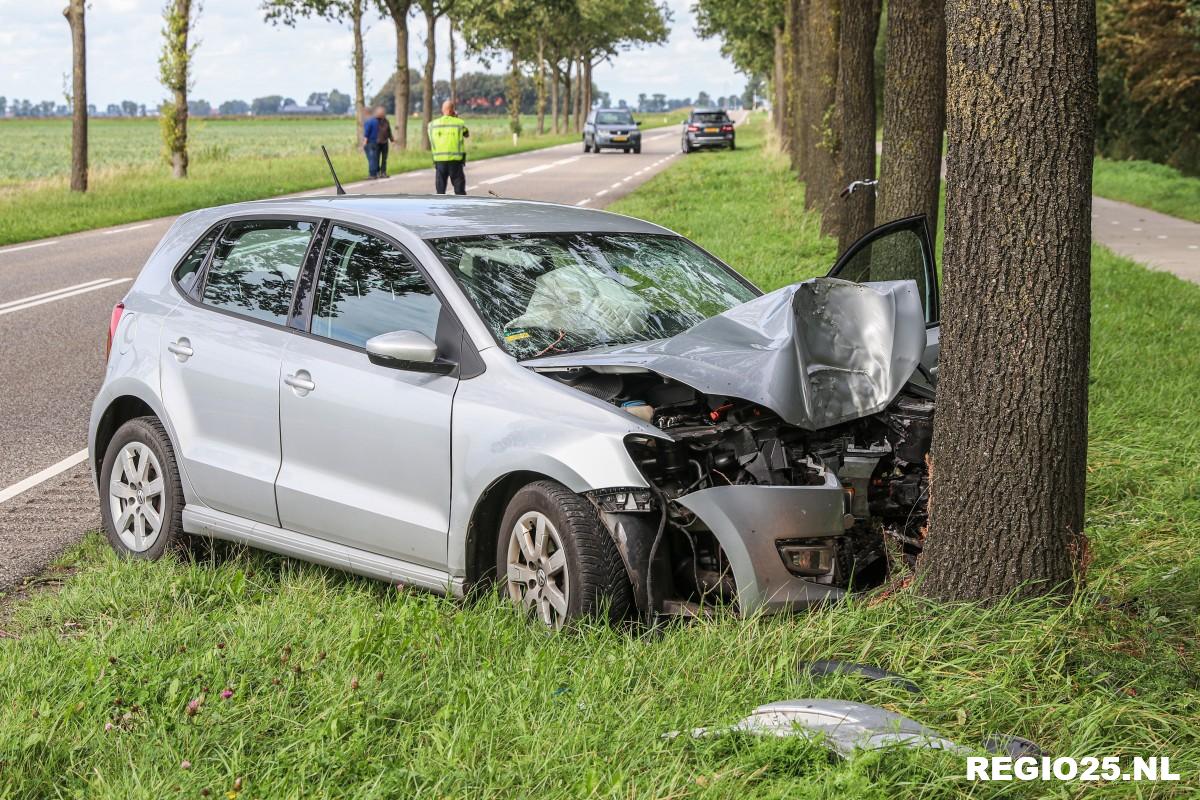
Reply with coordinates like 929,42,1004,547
274,224,458,568
160,218,319,526
826,215,940,384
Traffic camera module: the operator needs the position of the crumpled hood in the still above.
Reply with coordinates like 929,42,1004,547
524,277,927,430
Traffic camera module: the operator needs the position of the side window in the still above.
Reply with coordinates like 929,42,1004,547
201,220,314,325
173,228,219,294
832,228,934,322
311,225,442,348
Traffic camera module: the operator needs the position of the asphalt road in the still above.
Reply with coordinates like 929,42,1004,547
0,121,693,589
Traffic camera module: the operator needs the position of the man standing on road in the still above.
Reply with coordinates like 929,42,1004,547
362,105,395,179
429,100,469,194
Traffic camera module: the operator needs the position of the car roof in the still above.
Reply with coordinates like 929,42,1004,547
691,108,728,114
208,194,672,239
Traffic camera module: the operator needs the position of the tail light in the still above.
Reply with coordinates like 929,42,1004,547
687,124,699,132
722,124,734,132
106,302,125,360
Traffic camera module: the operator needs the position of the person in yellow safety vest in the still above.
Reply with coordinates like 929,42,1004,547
429,99,470,195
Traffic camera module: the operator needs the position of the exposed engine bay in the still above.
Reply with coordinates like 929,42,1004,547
540,365,934,610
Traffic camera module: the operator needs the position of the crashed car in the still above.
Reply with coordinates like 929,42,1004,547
89,196,939,629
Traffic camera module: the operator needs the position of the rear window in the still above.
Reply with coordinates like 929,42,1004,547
173,229,219,293
200,220,315,325
691,112,729,124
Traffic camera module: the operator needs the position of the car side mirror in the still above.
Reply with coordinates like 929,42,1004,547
365,330,455,374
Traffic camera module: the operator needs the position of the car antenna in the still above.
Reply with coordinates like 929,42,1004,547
487,189,501,198
321,145,346,195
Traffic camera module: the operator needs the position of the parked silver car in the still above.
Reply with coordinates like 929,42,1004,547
90,196,939,628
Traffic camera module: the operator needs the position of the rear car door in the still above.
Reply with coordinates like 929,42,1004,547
826,215,940,383
160,218,318,526
274,224,458,568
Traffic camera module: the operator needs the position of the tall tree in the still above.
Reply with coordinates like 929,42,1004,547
918,0,1097,601
448,16,458,103
378,0,414,148
159,0,195,179
63,0,88,192
801,0,839,220
876,0,946,232
833,0,881,249
261,0,370,144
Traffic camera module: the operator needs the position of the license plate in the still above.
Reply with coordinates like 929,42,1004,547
612,135,628,142
704,127,718,133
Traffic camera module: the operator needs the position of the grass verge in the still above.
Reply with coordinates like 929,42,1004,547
1092,158,1200,223
0,111,687,247
2,116,1198,799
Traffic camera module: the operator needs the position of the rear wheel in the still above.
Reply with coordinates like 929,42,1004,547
583,137,591,153
99,417,186,560
633,143,642,154
623,147,631,153
496,480,632,629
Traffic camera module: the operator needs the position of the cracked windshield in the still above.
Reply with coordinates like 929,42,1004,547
430,233,758,358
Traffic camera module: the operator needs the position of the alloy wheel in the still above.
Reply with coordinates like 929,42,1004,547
505,511,570,628
107,441,166,552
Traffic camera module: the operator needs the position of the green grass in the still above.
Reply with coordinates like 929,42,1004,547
2,116,1198,799
1092,158,1200,223
0,111,685,247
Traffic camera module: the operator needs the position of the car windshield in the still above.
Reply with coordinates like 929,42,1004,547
596,111,634,125
692,112,728,124
429,233,758,359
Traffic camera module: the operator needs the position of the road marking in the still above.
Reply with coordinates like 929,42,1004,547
1157,235,1168,240
0,278,112,311
0,240,59,256
550,156,580,167
522,163,557,174
101,222,154,236
595,189,609,197
0,449,88,505
480,172,522,185
576,198,592,206
0,277,131,316
610,181,623,189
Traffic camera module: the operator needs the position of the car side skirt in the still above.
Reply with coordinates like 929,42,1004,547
182,505,464,596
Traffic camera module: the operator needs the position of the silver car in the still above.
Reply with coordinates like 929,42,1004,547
89,196,939,628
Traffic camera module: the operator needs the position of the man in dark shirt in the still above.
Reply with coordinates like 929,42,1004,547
362,106,395,179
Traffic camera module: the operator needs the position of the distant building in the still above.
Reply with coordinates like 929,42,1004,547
278,103,327,115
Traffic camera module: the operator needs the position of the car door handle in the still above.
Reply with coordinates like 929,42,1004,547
167,338,193,361
284,370,315,394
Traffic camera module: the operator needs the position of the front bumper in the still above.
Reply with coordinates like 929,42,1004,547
674,474,849,613
595,132,640,148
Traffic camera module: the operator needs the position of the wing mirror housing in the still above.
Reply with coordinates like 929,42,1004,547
365,330,455,374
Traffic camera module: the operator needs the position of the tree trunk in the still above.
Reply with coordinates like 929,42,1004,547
351,0,366,146
63,0,88,192
550,59,560,134
876,0,946,233
918,0,1096,602
421,7,436,150
834,0,881,250
802,0,840,220
564,58,572,133
771,25,788,147
536,34,546,135
583,59,593,121
160,0,191,179
785,0,805,174
507,48,522,135
574,56,585,132
391,7,410,150
447,18,457,104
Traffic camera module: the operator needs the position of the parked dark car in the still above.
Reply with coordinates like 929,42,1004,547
584,108,642,153
682,109,735,153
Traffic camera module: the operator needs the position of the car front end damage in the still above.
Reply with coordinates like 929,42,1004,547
527,277,935,616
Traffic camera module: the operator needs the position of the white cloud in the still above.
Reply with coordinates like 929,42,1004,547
0,0,745,107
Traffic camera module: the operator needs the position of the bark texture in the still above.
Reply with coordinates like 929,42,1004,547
159,0,191,179
785,0,805,173
63,0,88,192
536,35,546,135
420,5,437,150
381,0,413,149
449,18,458,103
834,0,881,250
507,49,522,135
352,0,366,145
802,0,840,217
876,0,946,230
919,0,1097,602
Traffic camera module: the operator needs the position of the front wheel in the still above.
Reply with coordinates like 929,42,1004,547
99,417,186,559
496,481,632,629
583,137,591,153
632,144,641,154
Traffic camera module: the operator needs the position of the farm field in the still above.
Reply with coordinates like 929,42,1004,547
0,110,688,246
1,117,1197,799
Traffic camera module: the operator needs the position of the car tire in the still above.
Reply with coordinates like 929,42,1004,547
633,144,641,154
99,416,186,560
583,137,591,153
496,480,632,628
730,139,736,150
623,147,631,153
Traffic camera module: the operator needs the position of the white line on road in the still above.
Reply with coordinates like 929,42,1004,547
0,449,88,505
550,156,581,167
595,189,609,197
101,222,154,236
610,181,623,189
0,277,131,317
480,172,522,185
522,163,558,174
0,240,59,256
0,278,112,311
576,198,592,206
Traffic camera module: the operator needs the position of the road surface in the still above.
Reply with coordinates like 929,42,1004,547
0,124,689,589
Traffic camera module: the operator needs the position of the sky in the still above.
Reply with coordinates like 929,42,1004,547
0,0,746,109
